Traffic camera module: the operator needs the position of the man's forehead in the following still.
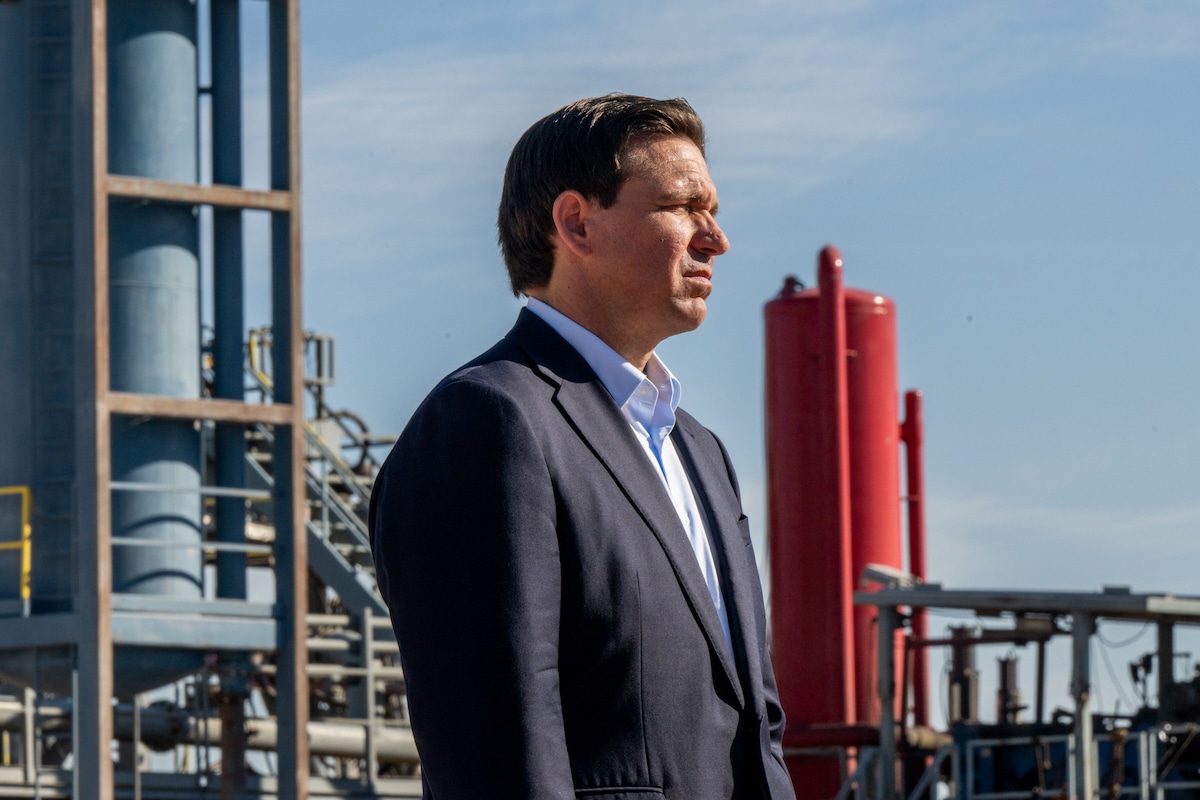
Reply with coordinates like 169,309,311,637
623,136,713,186
623,135,705,169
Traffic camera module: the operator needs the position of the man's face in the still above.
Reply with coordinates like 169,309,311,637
585,135,730,354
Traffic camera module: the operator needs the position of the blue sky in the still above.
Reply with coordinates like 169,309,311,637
261,1,1199,720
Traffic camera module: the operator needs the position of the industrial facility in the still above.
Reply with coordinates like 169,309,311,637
764,251,1200,800
2,1,1200,799
1,0,411,796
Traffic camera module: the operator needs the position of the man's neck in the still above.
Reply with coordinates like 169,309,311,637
524,290,653,370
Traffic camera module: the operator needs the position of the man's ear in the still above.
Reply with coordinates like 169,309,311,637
551,190,592,258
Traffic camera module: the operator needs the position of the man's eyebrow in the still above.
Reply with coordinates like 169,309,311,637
662,188,719,214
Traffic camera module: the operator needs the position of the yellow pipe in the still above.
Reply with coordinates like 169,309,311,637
247,331,274,390
0,486,32,602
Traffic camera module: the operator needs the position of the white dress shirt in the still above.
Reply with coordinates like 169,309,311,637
526,298,733,651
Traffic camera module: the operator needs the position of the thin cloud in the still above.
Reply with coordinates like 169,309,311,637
928,492,1200,593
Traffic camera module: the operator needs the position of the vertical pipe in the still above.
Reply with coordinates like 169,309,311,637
269,2,309,796
21,687,34,785
817,245,857,723
877,605,899,800
948,627,978,724
210,0,246,601
1157,621,1175,720
996,656,1021,725
365,608,380,789
1070,611,1093,800
902,390,928,727
132,696,141,800
1035,639,1047,725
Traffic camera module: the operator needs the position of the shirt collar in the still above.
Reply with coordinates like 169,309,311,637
525,298,682,416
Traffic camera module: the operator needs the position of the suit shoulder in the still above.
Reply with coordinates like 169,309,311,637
426,338,549,406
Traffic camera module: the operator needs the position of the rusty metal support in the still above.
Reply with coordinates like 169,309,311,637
80,0,115,797
218,685,248,800
108,391,296,425
106,175,291,211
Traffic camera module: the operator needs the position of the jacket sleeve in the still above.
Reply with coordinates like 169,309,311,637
369,376,574,799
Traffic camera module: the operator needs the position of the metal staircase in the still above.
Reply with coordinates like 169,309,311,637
236,327,393,621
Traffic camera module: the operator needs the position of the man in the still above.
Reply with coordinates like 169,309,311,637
370,95,795,799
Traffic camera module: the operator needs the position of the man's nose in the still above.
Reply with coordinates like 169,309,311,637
695,217,730,256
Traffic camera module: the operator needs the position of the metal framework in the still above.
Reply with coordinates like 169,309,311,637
0,0,427,795
24,1,305,797
855,585,1200,800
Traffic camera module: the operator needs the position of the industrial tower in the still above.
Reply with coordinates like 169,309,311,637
0,1,411,797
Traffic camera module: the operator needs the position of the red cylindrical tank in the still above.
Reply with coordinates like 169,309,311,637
845,283,903,724
765,247,904,797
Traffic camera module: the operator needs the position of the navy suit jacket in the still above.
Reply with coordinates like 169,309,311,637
370,310,795,799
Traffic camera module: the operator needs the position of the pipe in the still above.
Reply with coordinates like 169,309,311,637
818,245,857,723
1158,621,1175,720
211,0,248,603
0,699,419,764
902,389,929,727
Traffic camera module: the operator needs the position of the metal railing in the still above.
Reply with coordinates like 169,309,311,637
961,734,1073,800
0,486,33,615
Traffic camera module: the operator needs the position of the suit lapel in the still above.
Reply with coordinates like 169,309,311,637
507,312,746,706
672,418,765,707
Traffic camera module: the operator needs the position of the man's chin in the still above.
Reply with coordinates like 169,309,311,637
667,301,707,335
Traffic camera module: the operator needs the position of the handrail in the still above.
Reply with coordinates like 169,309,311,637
246,327,391,484
303,422,373,510
834,747,878,800
0,486,33,611
907,743,956,800
252,423,372,552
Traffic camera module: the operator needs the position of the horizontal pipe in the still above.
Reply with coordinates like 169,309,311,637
110,537,271,556
0,699,418,763
259,663,405,680
109,482,271,501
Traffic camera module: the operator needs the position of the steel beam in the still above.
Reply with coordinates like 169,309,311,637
106,174,291,211
268,1,308,796
108,391,296,425
78,0,115,796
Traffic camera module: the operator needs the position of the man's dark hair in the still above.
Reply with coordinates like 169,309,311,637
498,94,706,296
